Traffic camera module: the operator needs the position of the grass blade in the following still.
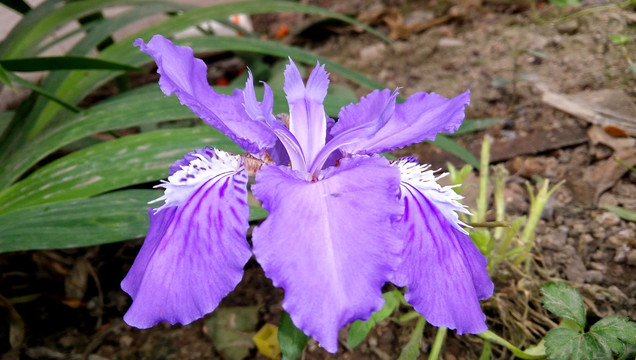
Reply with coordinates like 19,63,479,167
429,134,481,170
0,126,242,214
0,56,141,72
9,74,80,112
0,189,156,253
0,0,31,14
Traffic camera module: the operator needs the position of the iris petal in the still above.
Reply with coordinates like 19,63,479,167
331,90,470,155
284,59,329,167
308,89,398,176
251,156,402,353
121,148,252,328
135,35,276,154
393,159,493,334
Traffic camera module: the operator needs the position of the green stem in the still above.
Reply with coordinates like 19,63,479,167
479,340,492,360
475,136,491,223
515,179,564,267
428,327,447,360
477,331,547,359
493,165,507,241
554,0,635,24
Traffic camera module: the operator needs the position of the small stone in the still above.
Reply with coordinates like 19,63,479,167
87,355,109,360
504,182,529,214
120,335,134,348
598,192,619,207
404,10,434,25
607,235,622,247
584,270,604,284
617,228,636,246
359,43,386,67
368,336,378,348
438,37,466,48
542,230,567,250
556,19,580,35
571,222,586,235
565,256,586,283
591,249,608,261
580,233,594,245
589,262,607,272
597,211,621,227
527,34,549,50
392,41,411,55
627,249,636,265
614,244,630,263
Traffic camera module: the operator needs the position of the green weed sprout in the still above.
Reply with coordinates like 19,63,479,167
448,136,564,274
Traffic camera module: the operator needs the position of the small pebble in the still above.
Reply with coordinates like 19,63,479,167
438,37,466,48
627,249,636,265
556,19,580,35
597,211,621,227
614,244,630,263
584,270,604,284
120,335,134,348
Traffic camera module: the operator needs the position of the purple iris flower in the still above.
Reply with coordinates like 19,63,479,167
121,34,493,353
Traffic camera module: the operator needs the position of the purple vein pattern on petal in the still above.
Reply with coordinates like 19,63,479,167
251,156,402,353
331,90,470,155
134,35,276,154
121,148,252,328
392,159,493,334
284,59,329,167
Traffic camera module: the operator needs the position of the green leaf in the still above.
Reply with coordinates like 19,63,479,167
178,36,385,92
428,134,480,170
0,0,31,14
347,289,402,348
0,85,194,186
0,190,155,253
28,1,389,139
278,311,309,360
549,0,581,7
620,344,636,360
205,306,259,360
589,315,636,356
541,282,586,330
0,64,13,89
609,34,631,45
348,319,377,349
0,111,13,135
0,126,242,214
0,56,141,72
8,73,80,112
0,0,166,59
0,2,190,174
249,206,268,222
452,118,503,136
397,316,426,360
544,328,611,360
601,205,636,222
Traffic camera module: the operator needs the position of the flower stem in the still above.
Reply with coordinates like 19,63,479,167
428,327,447,360
475,136,491,223
477,331,547,359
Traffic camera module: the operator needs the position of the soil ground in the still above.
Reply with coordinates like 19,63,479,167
1,0,636,359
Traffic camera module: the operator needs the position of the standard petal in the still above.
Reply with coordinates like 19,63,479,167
251,157,402,353
331,90,470,155
393,159,493,334
307,89,397,176
135,35,276,154
284,59,329,167
121,148,252,328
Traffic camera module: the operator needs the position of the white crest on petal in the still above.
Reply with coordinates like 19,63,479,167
394,158,471,234
150,149,243,213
